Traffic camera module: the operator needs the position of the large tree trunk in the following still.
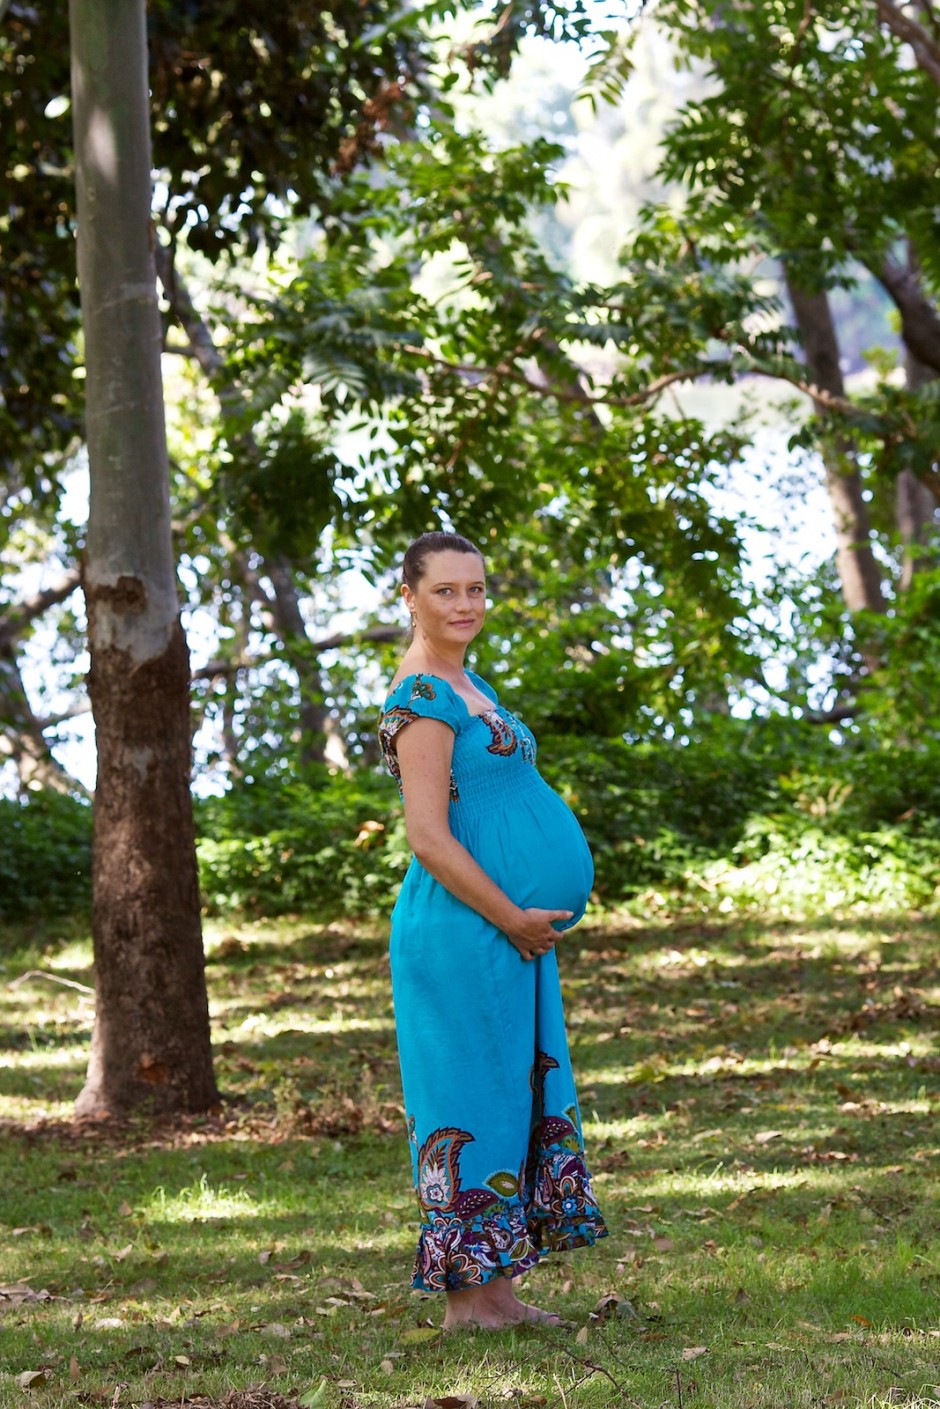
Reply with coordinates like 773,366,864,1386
69,0,218,1118
785,274,887,619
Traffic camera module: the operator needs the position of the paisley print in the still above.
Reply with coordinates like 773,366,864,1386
481,711,519,757
416,1126,474,1211
406,1050,607,1292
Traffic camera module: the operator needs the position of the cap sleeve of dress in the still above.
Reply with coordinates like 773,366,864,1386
379,675,464,786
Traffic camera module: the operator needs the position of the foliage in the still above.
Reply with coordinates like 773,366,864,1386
649,0,940,484
194,768,406,917
6,715,940,923
4,0,940,793
191,723,940,918
861,567,940,742
1,911,939,1406
0,791,91,918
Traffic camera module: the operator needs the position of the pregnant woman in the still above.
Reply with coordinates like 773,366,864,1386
379,531,607,1330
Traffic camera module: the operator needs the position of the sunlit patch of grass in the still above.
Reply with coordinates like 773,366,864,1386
145,1172,268,1222
1,909,939,1408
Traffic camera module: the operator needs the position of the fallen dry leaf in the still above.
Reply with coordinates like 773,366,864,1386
18,1371,52,1389
682,1346,708,1360
591,1294,638,1323
263,1322,292,1339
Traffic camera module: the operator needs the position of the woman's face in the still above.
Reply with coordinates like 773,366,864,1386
403,550,487,649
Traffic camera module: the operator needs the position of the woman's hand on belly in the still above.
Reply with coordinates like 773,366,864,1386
504,906,574,963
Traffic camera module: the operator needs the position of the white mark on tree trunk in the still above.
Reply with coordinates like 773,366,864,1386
128,746,155,782
87,108,118,179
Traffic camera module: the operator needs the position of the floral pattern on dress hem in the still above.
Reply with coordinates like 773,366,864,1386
411,1203,608,1292
406,1070,609,1293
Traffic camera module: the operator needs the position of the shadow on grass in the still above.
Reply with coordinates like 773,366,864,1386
1,910,939,1409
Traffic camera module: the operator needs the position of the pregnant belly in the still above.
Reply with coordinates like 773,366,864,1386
476,782,594,927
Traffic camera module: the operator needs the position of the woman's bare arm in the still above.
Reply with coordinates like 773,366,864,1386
394,718,572,961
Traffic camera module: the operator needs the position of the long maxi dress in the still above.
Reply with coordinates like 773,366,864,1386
379,670,608,1292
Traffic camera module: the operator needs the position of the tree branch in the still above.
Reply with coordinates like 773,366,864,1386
154,239,225,379
0,569,82,653
875,254,940,374
874,0,940,87
802,701,860,725
404,343,708,409
191,623,405,681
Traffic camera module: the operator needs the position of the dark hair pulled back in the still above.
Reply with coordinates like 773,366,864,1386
402,531,485,589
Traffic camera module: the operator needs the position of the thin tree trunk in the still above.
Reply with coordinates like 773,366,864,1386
0,655,82,794
785,274,887,618
156,248,333,766
897,350,938,590
263,554,330,765
876,253,940,376
69,0,218,1117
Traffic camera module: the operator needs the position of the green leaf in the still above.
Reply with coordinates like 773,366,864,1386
299,1380,330,1407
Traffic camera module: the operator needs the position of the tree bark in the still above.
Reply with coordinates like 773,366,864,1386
785,273,887,618
876,254,940,376
69,0,218,1117
874,0,940,90
897,349,940,590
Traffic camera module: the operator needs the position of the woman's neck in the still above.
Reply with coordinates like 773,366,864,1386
401,641,468,682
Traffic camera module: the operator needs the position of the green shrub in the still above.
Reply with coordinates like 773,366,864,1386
539,721,940,913
194,767,407,917
7,724,939,924
0,792,92,920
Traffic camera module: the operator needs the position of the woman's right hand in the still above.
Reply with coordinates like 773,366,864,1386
506,907,574,962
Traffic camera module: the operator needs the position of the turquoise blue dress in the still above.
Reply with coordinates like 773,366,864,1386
379,671,608,1292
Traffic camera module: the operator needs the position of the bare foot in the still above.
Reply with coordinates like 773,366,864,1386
515,1302,565,1326
443,1280,564,1331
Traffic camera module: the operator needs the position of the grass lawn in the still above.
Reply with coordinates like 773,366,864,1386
1,908,939,1409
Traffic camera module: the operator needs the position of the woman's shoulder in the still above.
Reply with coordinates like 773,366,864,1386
380,673,468,745
383,671,458,709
